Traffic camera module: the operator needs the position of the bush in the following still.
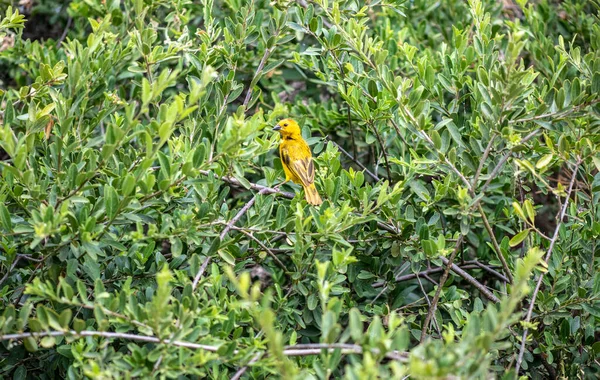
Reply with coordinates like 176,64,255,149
1,0,599,378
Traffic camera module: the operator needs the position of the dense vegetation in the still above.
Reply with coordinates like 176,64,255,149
1,0,599,378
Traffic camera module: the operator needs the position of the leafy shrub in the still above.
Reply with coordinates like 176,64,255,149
1,0,599,378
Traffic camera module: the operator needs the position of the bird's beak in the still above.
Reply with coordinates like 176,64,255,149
272,125,281,131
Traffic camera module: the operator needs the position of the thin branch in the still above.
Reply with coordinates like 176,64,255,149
281,343,408,361
416,274,441,337
199,170,400,235
472,260,510,283
509,99,600,124
420,235,464,343
369,121,393,180
330,51,357,158
0,330,220,351
57,16,72,46
478,204,514,284
192,256,212,291
0,256,22,287
199,170,295,199
472,135,496,187
439,257,501,303
515,159,580,375
327,137,379,181
0,331,408,362
236,228,287,272
243,46,273,108
220,188,270,240
231,352,263,380
479,129,540,194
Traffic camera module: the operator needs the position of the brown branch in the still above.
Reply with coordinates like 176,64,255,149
0,331,408,362
243,48,271,107
472,135,496,188
199,170,295,199
416,274,441,336
231,352,263,380
0,256,21,287
478,204,514,283
420,235,464,342
192,255,212,291
327,137,379,181
236,228,287,272
509,99,600,124
472,260,510,283
281,343,408,361
369,121,393,180
373,260,505,299
220,188,270,240
515,159,580,374
0,330,220,351
439,257,501,303
198,170,400,235
479,129,540,194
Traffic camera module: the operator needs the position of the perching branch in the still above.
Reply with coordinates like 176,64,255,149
515,159,580,374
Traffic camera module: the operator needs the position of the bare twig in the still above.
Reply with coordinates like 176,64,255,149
199,170,295,199
0,256,22,287
243,48,272,107
439,257,501,303
509,99,600,124
191,187,271,292
236,228,287,272
220,188,270,240
478,204,514,284
472,260,510,283
479,129,540,194
231,352,263,380
57,16,72,46
0,331,408,362
0,330,220,351
416,274,441,336
327,137,379,181
369,121,393,180
472,135,496,187
420,235,464,342
199,170,400,235
515,159,580,375
281,343,408,361
373,260,504,302
192,256,212,291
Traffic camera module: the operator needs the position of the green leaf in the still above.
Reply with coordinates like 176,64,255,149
523,200,536,224
535,154,553,169
121,174,136,197
104,185,119,219
349,308,362,342
24,337,38,352
512,202,527,221
0,203,12,231
509,229,530,247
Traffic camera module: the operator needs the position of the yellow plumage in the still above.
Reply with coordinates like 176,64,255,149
273,118,322,206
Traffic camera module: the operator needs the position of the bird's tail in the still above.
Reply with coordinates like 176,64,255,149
303,184,323,206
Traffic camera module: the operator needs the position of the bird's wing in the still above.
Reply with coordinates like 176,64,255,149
281,145,315,187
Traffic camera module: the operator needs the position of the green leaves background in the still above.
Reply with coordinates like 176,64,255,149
1,0,599,378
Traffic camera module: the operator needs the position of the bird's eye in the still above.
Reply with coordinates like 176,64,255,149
283,123,288,127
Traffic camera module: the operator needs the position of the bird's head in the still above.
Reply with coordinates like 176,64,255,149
273,118,301,138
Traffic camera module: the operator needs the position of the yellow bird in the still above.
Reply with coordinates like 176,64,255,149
273,118,323,206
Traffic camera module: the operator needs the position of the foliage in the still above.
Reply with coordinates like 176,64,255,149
1,0,599,378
